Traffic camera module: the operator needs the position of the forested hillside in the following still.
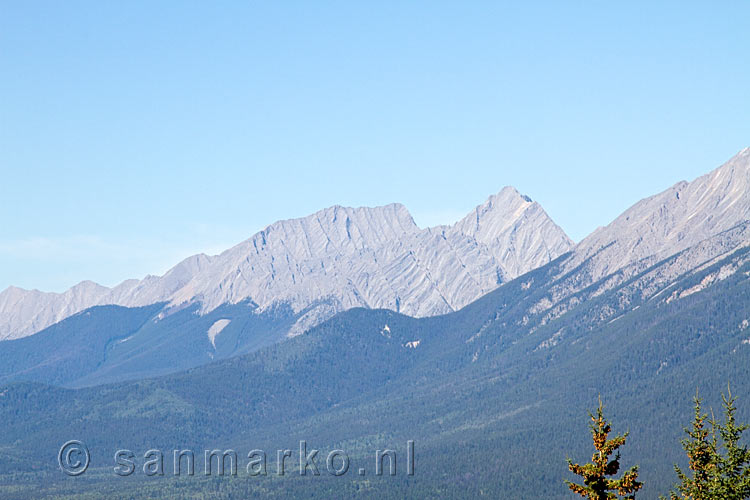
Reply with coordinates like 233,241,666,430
2,243,749,498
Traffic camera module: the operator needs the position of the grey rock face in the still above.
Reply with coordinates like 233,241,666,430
566,148,750,282
7,147,746,344
452,187,574,280
0,188,572,340
526,148,750,324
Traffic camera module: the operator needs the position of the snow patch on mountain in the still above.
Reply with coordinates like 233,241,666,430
207,319,231,348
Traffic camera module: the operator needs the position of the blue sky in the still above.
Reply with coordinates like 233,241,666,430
2,1,749,292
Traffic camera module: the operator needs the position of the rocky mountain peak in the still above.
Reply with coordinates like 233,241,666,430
450,186,573,279
568,148,750,281
0,191,571,341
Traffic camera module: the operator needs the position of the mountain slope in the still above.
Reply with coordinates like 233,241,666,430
450,186,572,279
2,150,749,392
0,304,163,387
567,147,750,282
1,232,749,499
507,148,750,328
0,300,301,388
0,188,572,341
3,151,750,497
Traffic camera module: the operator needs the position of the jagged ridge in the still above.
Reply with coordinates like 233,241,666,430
0,187,572,340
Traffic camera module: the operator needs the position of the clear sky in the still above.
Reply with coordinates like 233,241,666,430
2,1,749,293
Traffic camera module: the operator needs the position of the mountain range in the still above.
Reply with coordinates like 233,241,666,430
1,148,750,499
0,186,572,342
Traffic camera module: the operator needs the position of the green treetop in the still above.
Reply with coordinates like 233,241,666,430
566,398,643,499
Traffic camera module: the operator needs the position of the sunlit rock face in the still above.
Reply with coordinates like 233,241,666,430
0,187,572,340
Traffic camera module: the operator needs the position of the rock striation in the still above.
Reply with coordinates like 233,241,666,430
0,187,572,340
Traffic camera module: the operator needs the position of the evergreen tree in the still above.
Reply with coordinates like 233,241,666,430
666,396,719,500
713,389,750,500
667,389,750,500
566,398,643,499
